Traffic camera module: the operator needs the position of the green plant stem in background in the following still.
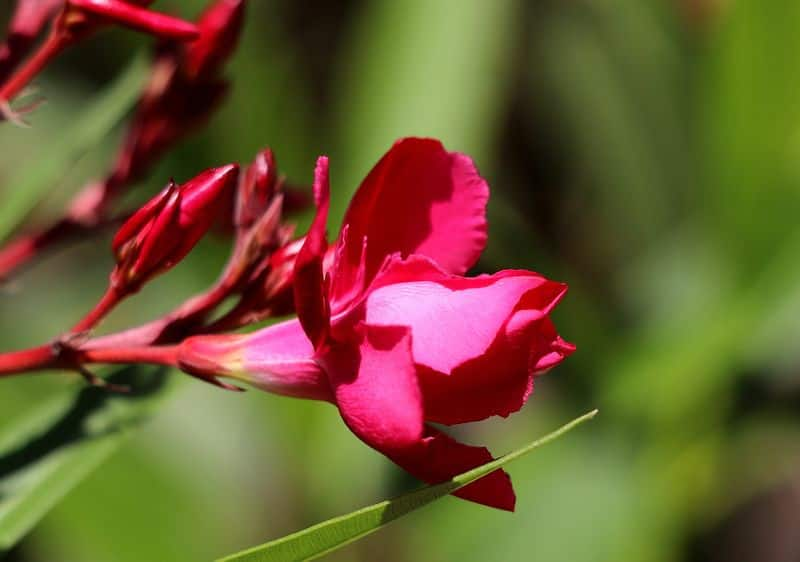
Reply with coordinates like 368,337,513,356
219,409,598,562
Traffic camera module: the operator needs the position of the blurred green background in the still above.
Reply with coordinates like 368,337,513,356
3,0,800,560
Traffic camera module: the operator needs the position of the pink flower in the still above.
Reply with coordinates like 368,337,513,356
178,138,574,511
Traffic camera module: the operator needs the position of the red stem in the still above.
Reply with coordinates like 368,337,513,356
85,272,238,349
0,342,179,378
0,344,59,376
0,219,83,279
71,285,126,333
0,31,67,102
79,344,179,367
0,214,125,281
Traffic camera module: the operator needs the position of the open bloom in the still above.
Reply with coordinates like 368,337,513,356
178,138,574,511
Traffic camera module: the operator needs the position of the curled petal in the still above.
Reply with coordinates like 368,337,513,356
388,426,515,511
334,255,574,423
330,137,489,311
294,156,331,349
346,254,566,375
420,317,576,425
320,324,423,451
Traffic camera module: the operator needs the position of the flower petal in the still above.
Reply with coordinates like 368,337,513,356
349,255,566,375
178,319,332,401
333,255,574,423
388,426,516,511
294,156,331,349
320,324,424,451
420,317,576,424
330,138,489,311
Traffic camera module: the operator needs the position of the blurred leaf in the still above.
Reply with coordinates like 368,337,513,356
0,54,147,243
331,0,518,224
536,0,686,253
0,367,171,552
699,0,800,272
218,409,598,562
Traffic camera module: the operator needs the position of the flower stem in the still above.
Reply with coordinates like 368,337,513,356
84,277,235,349
0,342,180,379
79,344,179,367
0,344,59,376
71,285,126,333
0,31,67,102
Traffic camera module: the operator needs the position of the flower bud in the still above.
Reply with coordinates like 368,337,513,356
235,148,279,231
111,164,239,291
106,1,245,188
184,0,245,79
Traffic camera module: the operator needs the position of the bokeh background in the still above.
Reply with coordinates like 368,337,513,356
3,0,800,560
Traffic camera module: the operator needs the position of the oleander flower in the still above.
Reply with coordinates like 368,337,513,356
178,138,574,511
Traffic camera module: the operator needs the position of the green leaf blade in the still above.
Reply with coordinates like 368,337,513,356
0,367,171,552
219,409,598,562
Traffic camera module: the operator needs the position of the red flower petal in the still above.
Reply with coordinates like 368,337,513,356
388,425,516,511
330,137,489,311
293,157,331,349
321,324,424,451
346,254,562,375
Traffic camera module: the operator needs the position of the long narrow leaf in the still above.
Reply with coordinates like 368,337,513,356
0,367,171,551
0,54,147,243
219,409,598,562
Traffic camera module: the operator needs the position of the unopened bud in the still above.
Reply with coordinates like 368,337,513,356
111,164,239,291
184,0,245,79
235,148,279,231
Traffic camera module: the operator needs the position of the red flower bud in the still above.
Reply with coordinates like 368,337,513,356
184,0,245,79
104,1,246,190
65,0,199,41
235,148,279,231
111,164,239,291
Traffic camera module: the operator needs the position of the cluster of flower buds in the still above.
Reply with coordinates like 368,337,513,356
0,0,246,280
77,147,304,355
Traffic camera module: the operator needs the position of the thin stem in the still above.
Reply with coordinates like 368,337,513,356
79,344,179,367
0,31,67,102
71,285,126,333
0,214,123,280
0,219,83,280
0,344,59,376
85,271,238,349
0,341,179,380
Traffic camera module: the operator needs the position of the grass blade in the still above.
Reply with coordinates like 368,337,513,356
219,409,598,562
